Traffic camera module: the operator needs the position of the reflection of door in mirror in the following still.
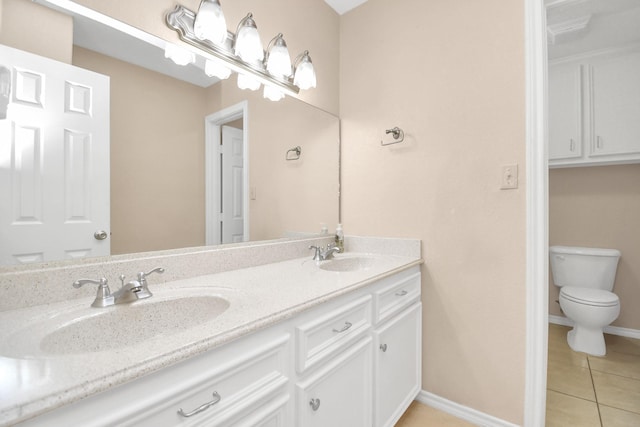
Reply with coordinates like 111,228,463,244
220,125,244,244
0,44,110,265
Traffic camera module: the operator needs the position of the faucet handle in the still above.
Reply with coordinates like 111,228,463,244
309,245,322,261
137,267,165,282
73,277,108,289
73,278,113,308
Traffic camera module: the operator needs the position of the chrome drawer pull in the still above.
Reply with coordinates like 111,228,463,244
395,290,408,296
177,391,221,418
332,321,352,333
309,398,321,411
380,343,388,352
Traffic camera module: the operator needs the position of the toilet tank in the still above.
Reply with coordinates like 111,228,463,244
550,246,621,291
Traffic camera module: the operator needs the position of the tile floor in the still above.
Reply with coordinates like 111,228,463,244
547,323,640,426
395,401,475,427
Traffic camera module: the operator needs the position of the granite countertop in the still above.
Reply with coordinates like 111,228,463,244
0,251,422,426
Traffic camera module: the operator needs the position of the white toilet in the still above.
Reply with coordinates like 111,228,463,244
549,245,621,356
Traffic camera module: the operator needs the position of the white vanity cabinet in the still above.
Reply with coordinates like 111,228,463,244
18,265,422,427
372,273,422,427
549,46,640,168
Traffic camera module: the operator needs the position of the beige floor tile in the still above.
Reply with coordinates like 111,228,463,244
548,325,590,369
394,401,475,427
605,334,640,357
589,351,640,380
547,361,596,401
545,390,601,427
599,404,640,427
592,371,640,414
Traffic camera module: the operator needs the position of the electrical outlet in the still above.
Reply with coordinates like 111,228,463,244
501,164,518,190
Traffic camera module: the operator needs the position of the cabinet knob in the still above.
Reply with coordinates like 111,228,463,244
380,343,388,352
309,398,321,411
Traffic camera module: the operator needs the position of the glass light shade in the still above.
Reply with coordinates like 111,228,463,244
164,44,195,66
293,53,316,90
263,85,285,101
193,0,227,45
234,14,264,63
266,34,292,77
205,59,231,79
237,73,261,91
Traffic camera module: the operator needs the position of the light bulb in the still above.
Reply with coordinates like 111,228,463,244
266,34,292,77
234,13,264,63
293,51,316,90
237,73,261,91
263,85,285,101
205,59,231,79
164,44,195,66
193,0,227,45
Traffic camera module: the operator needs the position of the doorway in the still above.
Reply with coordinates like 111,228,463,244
204,101,249,246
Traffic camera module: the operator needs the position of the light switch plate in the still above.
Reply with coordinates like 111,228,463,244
501,164,518,189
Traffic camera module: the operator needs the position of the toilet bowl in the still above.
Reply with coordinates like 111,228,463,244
550,246,621,356
559,286,620,356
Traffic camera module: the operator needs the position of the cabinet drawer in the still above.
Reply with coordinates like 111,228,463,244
227,393,290,427
374,272,420,325
295,295,371,374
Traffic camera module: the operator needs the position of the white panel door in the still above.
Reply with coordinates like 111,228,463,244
0,44,110,265
221,125,244,244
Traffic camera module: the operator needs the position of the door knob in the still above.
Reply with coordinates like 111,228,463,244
94,230,108,240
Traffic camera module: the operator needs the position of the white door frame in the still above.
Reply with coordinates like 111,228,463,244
204,101,249,246
524,0,548,426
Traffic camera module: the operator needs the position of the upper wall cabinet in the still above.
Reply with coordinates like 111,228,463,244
549,45,640,168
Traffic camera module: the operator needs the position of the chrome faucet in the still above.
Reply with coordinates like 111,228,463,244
309,244,342,262
73,267,165,308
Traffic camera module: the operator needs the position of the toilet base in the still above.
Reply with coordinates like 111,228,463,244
567,326,606,356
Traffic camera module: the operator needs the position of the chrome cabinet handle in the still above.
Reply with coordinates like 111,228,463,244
596,135,603,149
395,290,408,296
94,230,108,240
332,321,352,333
177,391,221,418
569,138,575,152
309,398,321,411
380,343,388,352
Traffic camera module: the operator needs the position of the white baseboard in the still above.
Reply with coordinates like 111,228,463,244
549,314,640,340
416,390,520,427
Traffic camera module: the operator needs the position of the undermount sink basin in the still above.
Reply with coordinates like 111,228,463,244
318,256,378,272
41,295,230,355
1,289,230,358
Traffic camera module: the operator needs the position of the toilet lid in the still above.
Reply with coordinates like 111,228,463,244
560,286,619,307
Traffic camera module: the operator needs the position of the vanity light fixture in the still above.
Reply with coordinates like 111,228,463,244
293,51,316,90
193,0,227,45
166,4,317,100
164,43,196,65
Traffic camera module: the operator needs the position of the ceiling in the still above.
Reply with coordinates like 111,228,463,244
323,0,369,15
546,0,640,59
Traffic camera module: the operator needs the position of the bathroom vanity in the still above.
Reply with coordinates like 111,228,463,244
0,236,422,427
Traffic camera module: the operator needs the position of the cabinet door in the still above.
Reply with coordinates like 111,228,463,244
374,302,422,427
548,62,583,161
589,51,640,158
296,337,372,427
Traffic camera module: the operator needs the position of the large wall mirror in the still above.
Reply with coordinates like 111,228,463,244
0,0,339,267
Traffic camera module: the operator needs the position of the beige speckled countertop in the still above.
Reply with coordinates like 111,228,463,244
0,245,422,426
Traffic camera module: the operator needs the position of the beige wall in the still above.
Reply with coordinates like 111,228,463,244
339,0,527,424
549,164,640,330
73,47,208,254
0,0,73,63
72,0,340,115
